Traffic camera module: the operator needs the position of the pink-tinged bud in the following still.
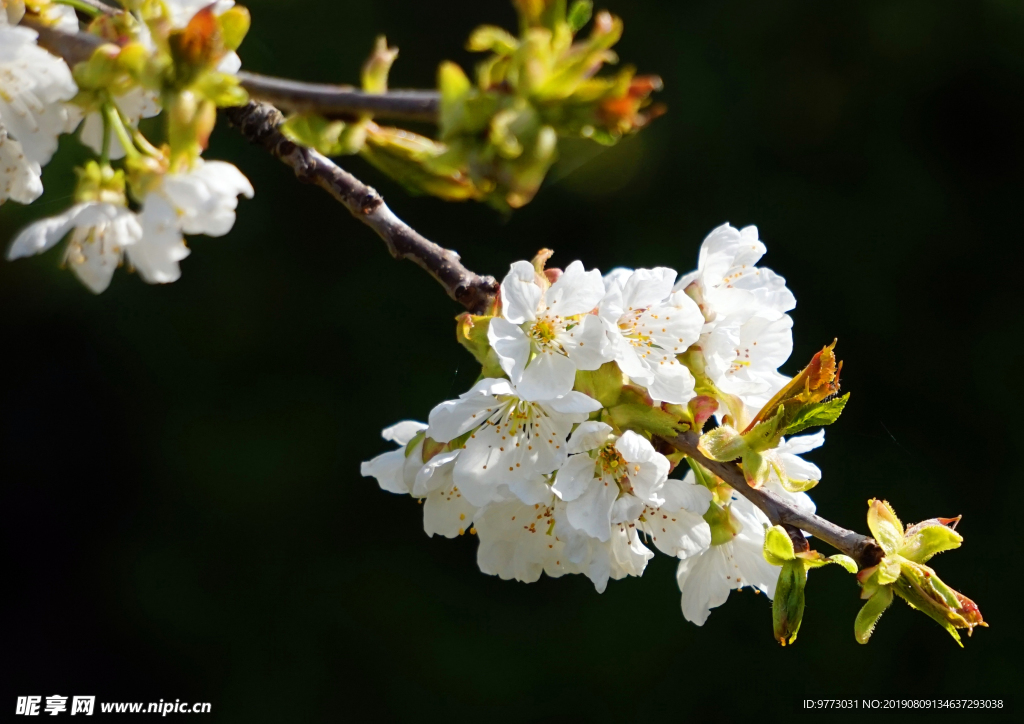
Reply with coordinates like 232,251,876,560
543,268,562,285
688,396,718,432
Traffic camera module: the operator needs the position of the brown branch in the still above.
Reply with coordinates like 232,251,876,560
664,431,885,570
237,72,440,123
224,101,497,314
23,15,103,65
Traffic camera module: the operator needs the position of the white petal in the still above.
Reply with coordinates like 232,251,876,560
426,387,501,443
515,350,576,402
610,494,643,524
620,267,676,309
0,127,42,204
499,260,541,324
551,453,597,502
508,475,552,505
566,421,612,454
544,260,605,317
559,313,612,371
776,429,825,456
132,195,190,283
7,203,81,258
543,391,602,416
487,316,530,385
412,449,459,496
614,430,658,463
360,448,408,494
780,453,821,482
382,420,428,446
677,546,733,626
661,474,713,515
566,478,617,541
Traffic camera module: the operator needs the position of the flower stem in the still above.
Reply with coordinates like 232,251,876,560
100,101,111,164
53,0,107,17
103,102,140,162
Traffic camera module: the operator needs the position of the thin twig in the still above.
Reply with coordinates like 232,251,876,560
237,72,440,123
664,431,885,570
224,101,498,314
23,15,103,65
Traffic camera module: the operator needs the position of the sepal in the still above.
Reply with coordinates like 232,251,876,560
899,516,962,564
867,498,904,555
455,313,505,379
607,386,686,437
697,425,745,462
574,361,625,409
855,586,894,644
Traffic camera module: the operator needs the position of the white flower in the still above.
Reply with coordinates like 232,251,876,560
550,424,712,592
675,223,795,318
488,260,612,401
675,224,796,421
135,159,254,283
6,202,143,293
598,267,704,404
359,420,428,495
675,492,778,626
563,521,654,593
426,378,601,508
474,497,579,584
635,472,713,558
552,422,670,542
0,25,77,205
412,450,478,539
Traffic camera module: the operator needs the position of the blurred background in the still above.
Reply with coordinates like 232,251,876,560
3,0,1023,720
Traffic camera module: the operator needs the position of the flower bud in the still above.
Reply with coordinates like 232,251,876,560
894,560,986,646
773,560,807,646
74,161,127,205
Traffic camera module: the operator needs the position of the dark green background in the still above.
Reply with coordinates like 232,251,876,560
3,0,1023,720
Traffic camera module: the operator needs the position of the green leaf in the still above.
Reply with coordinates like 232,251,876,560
567,0,593,33
740,405,785,452
854,586,894,644
827,554,858,574
764,525,796,565
899,521,963,564
783,393,849,436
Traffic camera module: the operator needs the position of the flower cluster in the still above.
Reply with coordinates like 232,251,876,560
363,223,831,625
2,0,253,292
